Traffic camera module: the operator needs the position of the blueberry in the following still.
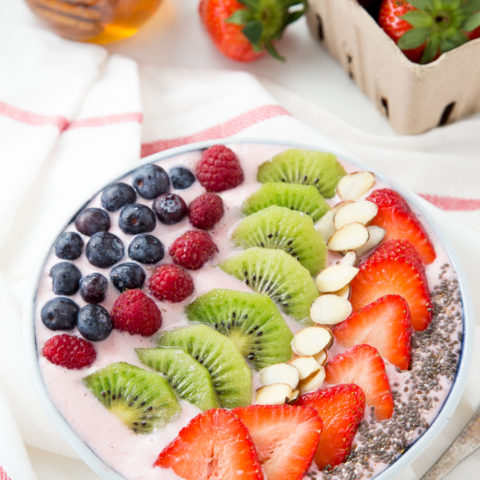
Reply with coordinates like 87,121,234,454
169,166,195,189
77,304,113,341
54,231,83,260
110,262,146,292
41,297,79,330
153,193,188,225
101,182,137,212
119,203,156,234
132,164,170,199
80,273,108,303
86,232,124,268
128,234,164,264
50,262,81,295
75,208,110,236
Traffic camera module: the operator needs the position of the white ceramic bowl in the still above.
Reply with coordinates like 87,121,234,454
28,139,474,480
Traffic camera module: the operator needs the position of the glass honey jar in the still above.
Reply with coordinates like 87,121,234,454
25,0,163,44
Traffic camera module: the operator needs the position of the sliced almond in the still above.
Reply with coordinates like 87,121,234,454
334,284,350,300
315,209,335,242
258,363,299,390
355,226,386,257
291,326,333,356
289,389,300,402
337,251,357,267
337,171,376,201
315,265,359,292
328,223,369,252
310,294,352,325
299,367,326,393
313,350,327,366
255,383,292,405
334,200,378,229
289,356,321,380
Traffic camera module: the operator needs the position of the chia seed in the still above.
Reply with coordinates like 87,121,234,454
306,268,463,480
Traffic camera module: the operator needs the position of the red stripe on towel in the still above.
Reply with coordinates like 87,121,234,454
0,101,142,131
140,104,291,157
419,193,480,211
0,101,68,130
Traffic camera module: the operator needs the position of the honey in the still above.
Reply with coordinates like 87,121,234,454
26,0,163,44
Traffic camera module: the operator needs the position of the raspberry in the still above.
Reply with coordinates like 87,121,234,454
196,145,244,192
111,289,162,336
188,192,224,230
149,264,194,302
43,334,96,369
169,230,218,270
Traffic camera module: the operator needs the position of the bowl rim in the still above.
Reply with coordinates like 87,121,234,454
26,137,475,480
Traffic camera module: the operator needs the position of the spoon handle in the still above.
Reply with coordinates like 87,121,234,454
421,406,480,480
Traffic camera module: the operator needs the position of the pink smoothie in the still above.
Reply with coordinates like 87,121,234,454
33,143,464,480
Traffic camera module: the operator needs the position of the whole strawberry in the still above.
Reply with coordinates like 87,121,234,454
198,0,306,62
379,0,480,63
111,289,162,336
196,145,244,192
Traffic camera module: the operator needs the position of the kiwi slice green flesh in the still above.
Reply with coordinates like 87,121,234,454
83,362,180,434
136,347,219,411
157,324,252,408
242,182,330,222
257,148,346,198
186,289,293,370
220,247,318,324
232,205,326,275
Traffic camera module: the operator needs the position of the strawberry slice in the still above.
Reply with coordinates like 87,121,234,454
367,188,436,264
350,240,432,331
333,295,412,370
295,384,365,470
232,404,322,480
155,409,263,480
325,344,394,421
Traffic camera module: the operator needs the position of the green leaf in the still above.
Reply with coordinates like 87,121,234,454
440,36,457,52
285,8,306,27
265,42,286,61
237,0,259,9
398,27,430,49
463,11,480,31
401,10,433,27
420,36,440,63
408,0,434,11
449,31,470,46
242,20,263,46
462,0,480,14
226,10,250,26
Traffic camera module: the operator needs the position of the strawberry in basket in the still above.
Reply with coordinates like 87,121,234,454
378,0,480,63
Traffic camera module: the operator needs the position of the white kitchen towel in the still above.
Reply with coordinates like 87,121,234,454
1,12,480,480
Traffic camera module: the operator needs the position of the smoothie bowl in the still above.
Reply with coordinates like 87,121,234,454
29,140,473,480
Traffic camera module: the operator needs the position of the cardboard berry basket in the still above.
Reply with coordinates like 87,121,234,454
306,0,480,135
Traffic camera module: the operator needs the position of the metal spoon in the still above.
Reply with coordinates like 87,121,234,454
421,406,480,480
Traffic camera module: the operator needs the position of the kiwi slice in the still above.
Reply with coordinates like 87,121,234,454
242,182,330,222
83,362,180,434
257,148,346,198
186,289,293,369
220,247,318,324
231,205,326,275
157,324,252,408
136,347,219,411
